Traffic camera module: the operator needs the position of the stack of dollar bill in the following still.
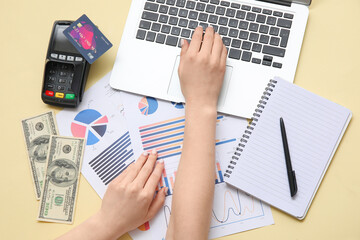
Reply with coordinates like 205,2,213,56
21,111,85,224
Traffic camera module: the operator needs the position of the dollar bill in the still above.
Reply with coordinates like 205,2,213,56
38,136,85,224
21,111,59,200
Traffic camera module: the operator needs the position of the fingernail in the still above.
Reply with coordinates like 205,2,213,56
151,149,157,155
142,151,149,156
158,159,164,164
164,187,168,194
198,25,203,29
180,39,184,47
208,25,213,29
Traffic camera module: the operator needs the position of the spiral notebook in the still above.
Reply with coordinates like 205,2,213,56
224,77,352,219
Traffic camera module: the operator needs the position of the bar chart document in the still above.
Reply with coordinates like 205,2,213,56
120,91,274,239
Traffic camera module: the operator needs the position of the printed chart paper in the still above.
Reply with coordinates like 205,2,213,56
57,72,133,197
120,92,274,239
56,72,273,238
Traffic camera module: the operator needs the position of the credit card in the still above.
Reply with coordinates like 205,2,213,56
63,14,112,64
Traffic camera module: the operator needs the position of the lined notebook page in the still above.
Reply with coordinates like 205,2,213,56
225,77,352,219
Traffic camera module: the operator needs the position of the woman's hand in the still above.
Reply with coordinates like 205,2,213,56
178,26,227,109
95,150,166,239
57,151,166,240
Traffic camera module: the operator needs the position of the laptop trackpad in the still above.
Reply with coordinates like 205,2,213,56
167,55,233,107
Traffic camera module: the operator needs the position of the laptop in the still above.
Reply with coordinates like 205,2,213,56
110,0,311,118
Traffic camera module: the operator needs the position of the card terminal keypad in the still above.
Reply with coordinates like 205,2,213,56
45,61,75,100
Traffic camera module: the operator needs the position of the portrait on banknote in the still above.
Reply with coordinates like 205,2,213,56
29,136,50,163
47,159,78,187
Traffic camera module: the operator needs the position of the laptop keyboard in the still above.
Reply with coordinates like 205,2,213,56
136,0,294,68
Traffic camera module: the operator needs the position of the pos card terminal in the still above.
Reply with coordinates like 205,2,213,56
42,21,90,107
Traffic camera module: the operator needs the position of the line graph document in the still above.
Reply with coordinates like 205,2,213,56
120,91,274,239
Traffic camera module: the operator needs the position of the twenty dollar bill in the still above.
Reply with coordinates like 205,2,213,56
38,136,85,224
21,111,59,199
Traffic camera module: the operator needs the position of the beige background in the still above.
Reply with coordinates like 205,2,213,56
0,0,359,239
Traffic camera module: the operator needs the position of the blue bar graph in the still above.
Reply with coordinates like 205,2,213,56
88,132,135,185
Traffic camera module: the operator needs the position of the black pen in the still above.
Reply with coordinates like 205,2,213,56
280,117,298,197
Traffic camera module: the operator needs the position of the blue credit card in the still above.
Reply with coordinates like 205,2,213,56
63,14,112,64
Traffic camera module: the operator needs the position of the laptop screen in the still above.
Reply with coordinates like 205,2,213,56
292,0,311,5
261,0,311,6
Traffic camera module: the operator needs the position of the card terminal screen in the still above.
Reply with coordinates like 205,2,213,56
53,25,79,54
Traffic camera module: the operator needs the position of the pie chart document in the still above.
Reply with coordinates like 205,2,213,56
56,72,134,197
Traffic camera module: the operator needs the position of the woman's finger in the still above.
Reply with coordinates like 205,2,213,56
220,45,228,69
143,159,164,193
187,26,203,55
110,161,134,185
133,149,158,187
211,33,224,61
200,26,214,55
145,187,167,221
120,152,149,184
180,39,190,57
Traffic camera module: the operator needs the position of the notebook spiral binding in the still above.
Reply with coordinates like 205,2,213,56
224,79,278,178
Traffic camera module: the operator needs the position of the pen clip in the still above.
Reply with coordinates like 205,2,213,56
291,170,298,197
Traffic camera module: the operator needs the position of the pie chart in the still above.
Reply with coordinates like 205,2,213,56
138,97,158,116
71,109,108,145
